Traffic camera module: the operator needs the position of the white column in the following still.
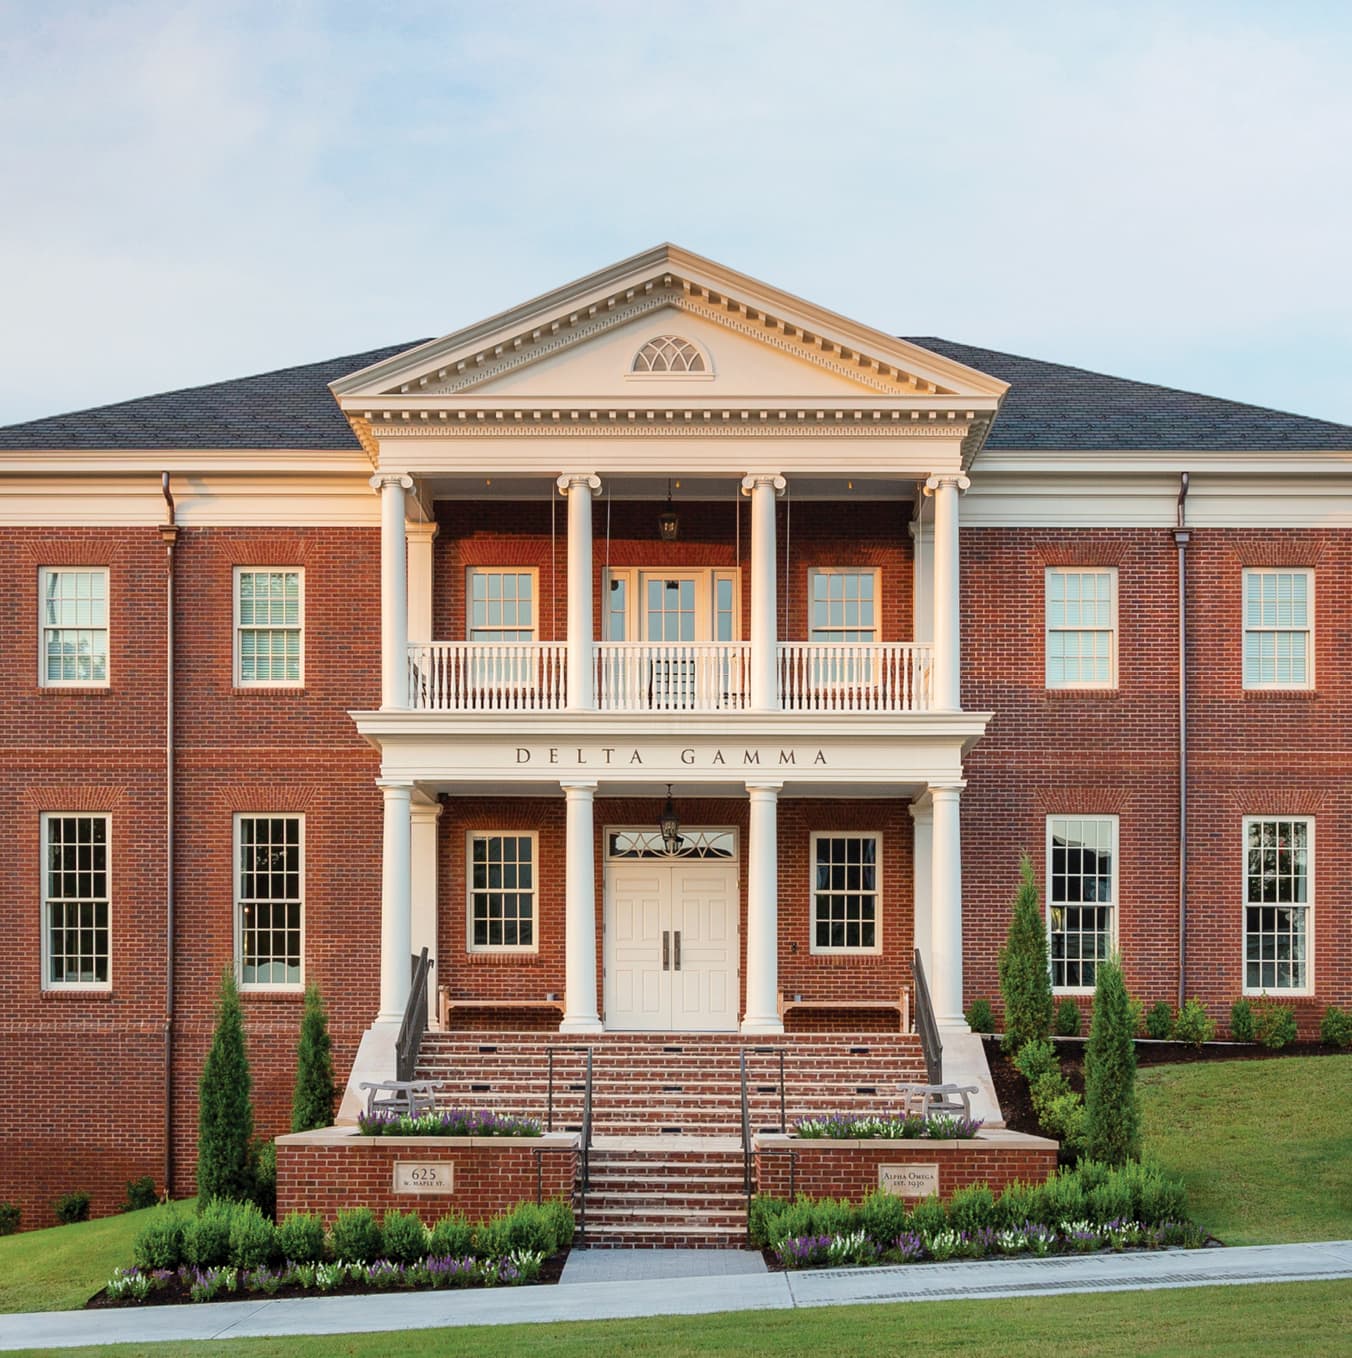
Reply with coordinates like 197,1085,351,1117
560,779,602,1032
406,520,439,645
371,473,414,709
558,473,601,710
741,780,784,1033
741,473,786,711
909,793,934,978
377,778,414,1023
929,783,968,1030
410,792,443,1028
925,473,970,712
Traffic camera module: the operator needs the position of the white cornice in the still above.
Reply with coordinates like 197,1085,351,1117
0,448,375,475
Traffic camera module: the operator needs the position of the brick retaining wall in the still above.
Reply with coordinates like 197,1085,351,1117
276,1128,577,1225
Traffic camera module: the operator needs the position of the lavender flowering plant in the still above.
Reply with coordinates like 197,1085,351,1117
358,1108,543,1138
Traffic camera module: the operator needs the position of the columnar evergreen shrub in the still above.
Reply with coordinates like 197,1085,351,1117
291,982,337,1132
1083,954,1140,1165
1055,998,1082,1037
197,971,255,1206
1229,998,1256,1042
1145,1001,1174,1040
997,855,1054,1055
1320,1005,1352,1047
1172,998,1216,1047
965,998,996,1033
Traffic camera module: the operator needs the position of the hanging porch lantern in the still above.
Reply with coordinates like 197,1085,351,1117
659,784,683,853
658,478,679,541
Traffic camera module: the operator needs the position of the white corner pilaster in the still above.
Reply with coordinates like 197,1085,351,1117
371,473,414,709
929,782,968,1031
909,792,934,980
558,474,601,711
406,520,439,645
377,777,414,1023
924,474,970,712
559,779,602,1033
741,473,786,711
741,779,784,1033
410,791,443,1028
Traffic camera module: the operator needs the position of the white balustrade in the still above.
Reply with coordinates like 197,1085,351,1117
777,642,933,712
406,642,567,711
594,642,750,712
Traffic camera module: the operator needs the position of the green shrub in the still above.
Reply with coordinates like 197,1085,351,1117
122,1176,158,1213
495,1201,557,1256
540,1197,575,1251
1172,998,1216,1048
1319,1006,1352,1048
54,1191,90,1224
1087,1175,1134,1225
993,1180,1040,1228
946,1185,996,1234
0,1203,19,1236
472,1218,510,1259
1256,1003,1298,1050
132,1209,184,1269
276,1211,325,1264
1055,998,1082,1037
182,1200,235,1268
428,1211,474,1258
250,1140,276,1219
1012,1037,1058,1084
1127,995,1145,1037
1042,1092,1088,1154
998,855,1054,1055
229,1200,278,1269
291,982,337,1133
1043,1169,1086,1222
908,1195,948,1239
380,1209,429,1265
331,1207,382,1263
1230,998,1256,1042
1145,1001,1174,1040
1084,954,1140,1166
198,970,255,1207
860,1188,910,1244
965,998,996,1033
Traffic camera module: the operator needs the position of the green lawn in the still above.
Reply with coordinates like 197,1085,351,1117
5,1283,1352,1358
1139,1053,1352,1245
0,1200,195,1315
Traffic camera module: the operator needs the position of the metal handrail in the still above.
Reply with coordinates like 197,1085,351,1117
912,948,943,1084
739,1045,786,1245
395,948,434,1084
578,1047,593,1245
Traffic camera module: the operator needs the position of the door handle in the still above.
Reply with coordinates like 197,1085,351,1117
673,930,681,972
662,930,670,971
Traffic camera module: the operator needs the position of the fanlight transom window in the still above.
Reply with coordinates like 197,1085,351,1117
632,335,707,374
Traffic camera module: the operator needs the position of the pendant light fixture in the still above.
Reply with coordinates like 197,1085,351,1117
658,478,679,541
658,784,683,853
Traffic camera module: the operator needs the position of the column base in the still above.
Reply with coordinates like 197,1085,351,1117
937,1017,973,1036
740,1015,785,1035
558,1016,604,1034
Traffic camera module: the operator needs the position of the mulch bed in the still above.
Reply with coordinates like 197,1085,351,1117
86,1251,569,1308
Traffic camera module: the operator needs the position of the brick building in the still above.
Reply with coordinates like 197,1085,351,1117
2,244,1349,1224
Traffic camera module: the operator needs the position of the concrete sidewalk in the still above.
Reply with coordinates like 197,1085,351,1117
2,1241,1350,1352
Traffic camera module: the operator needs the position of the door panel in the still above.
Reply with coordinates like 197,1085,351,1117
670,866,739,1031
605,868,669,1030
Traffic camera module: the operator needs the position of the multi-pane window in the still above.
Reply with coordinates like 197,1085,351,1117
468,570,536,642
1047,816,1116,990
40,567,109,686
1046,568,1116,687
235,569,303,686
1243,570,1312,689
1244,817,1310,992
236,816,303,987
42,814,111,987
468,834,536,950
811,834,880,952
809,570,879,643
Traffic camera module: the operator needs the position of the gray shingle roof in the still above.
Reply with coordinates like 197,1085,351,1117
1,336,1348,453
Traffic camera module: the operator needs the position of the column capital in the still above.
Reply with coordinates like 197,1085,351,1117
744,779,784,795
559,778,599,795
928,782,966,798
557,472,602,496
740,473,786,497
376,777,415,793
923,473,971,496
370,472,414,492
405,520,440,544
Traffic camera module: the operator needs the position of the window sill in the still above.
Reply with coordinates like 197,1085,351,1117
37,686,113,696
230,687,309,697
464,950,543,964
240,988,305,1001
1243,689,1319,701
806,951,885,964
41,986,113,999
1044,688,1119,699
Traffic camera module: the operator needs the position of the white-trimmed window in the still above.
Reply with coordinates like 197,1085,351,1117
809,569,879,644
1045,568,1116,688
1047,816,1116,991
468,833,537,951
42,814,111,989
811,833,881,953
236,815,304,988
1243,569,1312,689
39,567,109,687
1244,817,1311,993
235,569,303,686
467,569,537,642
630,335,708,374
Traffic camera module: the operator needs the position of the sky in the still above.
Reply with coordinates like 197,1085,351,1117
1,0,1350,429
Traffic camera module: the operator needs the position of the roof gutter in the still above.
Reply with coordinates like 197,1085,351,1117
160,473,178,1200
1174,472,1191,1009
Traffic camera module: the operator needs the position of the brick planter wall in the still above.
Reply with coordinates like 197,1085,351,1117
753,1128,1058,1203
276,1128,577,1226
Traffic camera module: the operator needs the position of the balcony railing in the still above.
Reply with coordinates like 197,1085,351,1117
406,641,932,713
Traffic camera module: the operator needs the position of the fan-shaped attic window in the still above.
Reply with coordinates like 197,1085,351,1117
632,335,708,374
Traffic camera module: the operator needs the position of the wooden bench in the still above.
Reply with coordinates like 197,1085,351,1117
438,986,565,1029
777,987,911,1033
896,1082,979,1120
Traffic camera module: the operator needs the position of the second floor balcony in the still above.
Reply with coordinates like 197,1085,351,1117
407,639,932,713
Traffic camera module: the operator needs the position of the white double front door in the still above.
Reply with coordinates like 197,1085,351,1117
603,860,740,1031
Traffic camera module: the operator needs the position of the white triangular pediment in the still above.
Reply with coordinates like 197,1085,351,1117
331,245,1007,408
